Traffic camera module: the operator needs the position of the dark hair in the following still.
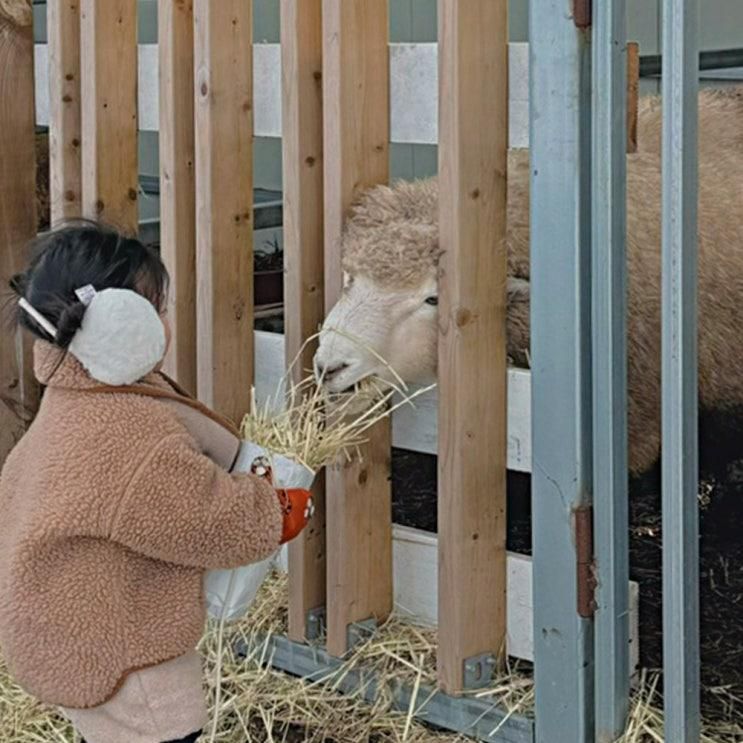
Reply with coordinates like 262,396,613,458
9,220,169,348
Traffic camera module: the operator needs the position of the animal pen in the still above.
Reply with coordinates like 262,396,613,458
0,0,715,741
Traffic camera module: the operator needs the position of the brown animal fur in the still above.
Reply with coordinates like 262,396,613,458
340,89,743,475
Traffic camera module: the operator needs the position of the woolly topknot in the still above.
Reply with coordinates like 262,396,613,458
340,149,532,289
341,177,440,290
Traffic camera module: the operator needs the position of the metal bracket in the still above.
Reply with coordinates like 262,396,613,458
347,618,377,649
573,0,592,29
463,653,498,690
306,606,326,641
575,505,597,618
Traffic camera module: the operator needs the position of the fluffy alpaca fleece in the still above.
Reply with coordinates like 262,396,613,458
337,87,743,475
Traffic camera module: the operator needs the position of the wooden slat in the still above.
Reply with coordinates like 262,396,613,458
627,41,640,154
0,0,38,467
48,0,81,224
437,0,509,693
280,0,327,643
79,0,138,234
322,0,393,658
158,0,196,395
193,0,253,425
36,41,536,147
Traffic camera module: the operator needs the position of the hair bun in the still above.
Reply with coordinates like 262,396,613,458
56,303,87,348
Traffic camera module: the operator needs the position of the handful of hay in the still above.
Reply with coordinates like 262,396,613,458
240,373,431,475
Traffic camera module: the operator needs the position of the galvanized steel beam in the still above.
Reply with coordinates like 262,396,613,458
529,0,594,741
591,0,630,738
661,0,701,740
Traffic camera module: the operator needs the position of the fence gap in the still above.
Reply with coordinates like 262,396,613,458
48,0,82,224
80,0,138,234
661,0,700,739
321,0,393,658
436,0,509,695
530,0,595,740
158,0,197,395
193,0,254,424
0,0,38,468
280,0,328,643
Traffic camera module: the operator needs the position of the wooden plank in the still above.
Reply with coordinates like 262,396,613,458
270,524,642,669
158,0,196,395
280,0,327,643
48,0,81,224
0,0,38,467
437,0,509,693
322,0,393,658
79,0,138,234
193,0,253,425
36,41,535,147
627,41,640,153
390,525,641,671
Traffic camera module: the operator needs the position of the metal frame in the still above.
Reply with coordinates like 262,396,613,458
529,1,594,741
591,0,630,739
661,0,701,740
236,635,534,743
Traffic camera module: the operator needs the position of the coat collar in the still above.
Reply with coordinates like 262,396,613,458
34,342,162,390
33,341,240,437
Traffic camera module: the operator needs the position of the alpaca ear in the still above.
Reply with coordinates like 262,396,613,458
69,289,166,385
507,277,530,303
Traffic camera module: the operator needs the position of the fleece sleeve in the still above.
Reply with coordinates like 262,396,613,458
109,433,284,569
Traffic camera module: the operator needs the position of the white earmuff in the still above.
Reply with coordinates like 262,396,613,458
69,288,166,386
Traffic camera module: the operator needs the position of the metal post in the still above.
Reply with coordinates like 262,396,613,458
529,1,594,741
661,0,701,740
592,0,630,739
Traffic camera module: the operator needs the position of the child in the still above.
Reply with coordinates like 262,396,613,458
0,222,313,743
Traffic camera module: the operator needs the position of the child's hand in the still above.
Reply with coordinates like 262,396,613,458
276,488,314,544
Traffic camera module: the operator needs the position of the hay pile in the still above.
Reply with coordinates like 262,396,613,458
2,571,742,742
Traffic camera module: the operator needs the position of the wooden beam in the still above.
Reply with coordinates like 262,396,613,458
280,0,327,643
437,0,509,693
48,0,81,224
0,0,38,466
159,0,196,395
194,0,253,425
322,0,393,658
79,0,138,234
627,41,640,154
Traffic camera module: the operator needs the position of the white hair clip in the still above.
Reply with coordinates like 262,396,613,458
18,298,58,339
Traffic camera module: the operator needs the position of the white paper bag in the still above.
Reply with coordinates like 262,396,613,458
204,442,315,621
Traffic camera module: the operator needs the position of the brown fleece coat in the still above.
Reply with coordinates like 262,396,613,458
0,343,283,709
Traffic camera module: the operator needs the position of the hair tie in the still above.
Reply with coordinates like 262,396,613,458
18,298,58,339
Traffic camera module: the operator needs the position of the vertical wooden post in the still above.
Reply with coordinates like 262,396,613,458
626,41,640,154
80,0,138,234
280,0,327,643
159,0,197,394
0,0,38,466
48,0,82,224
322,0,392,657
437,0,509,694
194,0,253,425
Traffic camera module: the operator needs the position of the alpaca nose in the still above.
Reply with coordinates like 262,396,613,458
315,361,349,383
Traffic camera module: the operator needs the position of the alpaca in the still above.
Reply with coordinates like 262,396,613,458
314,88,743,477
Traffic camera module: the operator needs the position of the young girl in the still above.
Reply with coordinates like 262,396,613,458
0,222,313,743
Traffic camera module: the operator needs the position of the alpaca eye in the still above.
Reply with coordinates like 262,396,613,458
425,296,438,307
